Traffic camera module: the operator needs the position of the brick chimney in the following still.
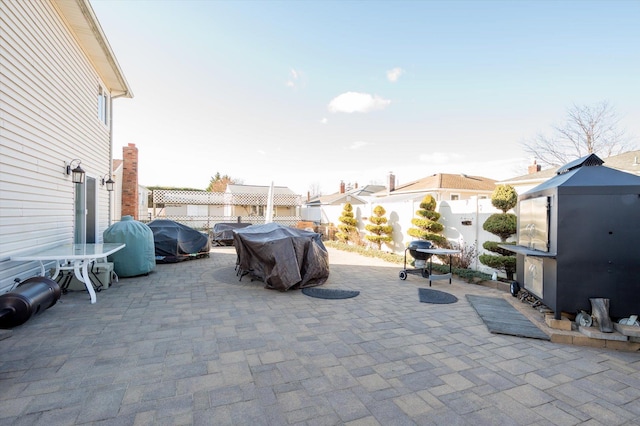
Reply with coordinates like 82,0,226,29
339,181,345,193
388,172,396,192
528,160,541,174
121,143,139,219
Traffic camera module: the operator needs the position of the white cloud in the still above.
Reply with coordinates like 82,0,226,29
320,117,328,124
387,67,404,82
286,68,303,88
328,92,391,113
349,141,368,150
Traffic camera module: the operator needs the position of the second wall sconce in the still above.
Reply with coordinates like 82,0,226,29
101,173,115,192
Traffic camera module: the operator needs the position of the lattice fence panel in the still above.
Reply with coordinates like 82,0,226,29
153,190,228,205
151,190,303,230
153,190,302,206
229,193,302,206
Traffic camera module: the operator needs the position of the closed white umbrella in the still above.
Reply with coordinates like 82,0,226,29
265,181,274,224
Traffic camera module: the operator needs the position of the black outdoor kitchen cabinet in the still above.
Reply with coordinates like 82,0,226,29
506,154,640,320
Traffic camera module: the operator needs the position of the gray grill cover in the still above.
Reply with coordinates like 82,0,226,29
147,219,211,263
211,223,251,245
233,223,329,291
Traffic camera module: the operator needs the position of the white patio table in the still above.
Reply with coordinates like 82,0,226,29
11,243,125,304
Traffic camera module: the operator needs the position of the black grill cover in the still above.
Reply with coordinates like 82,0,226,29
211,223,252,245
233,223,329,291
147,219,211,263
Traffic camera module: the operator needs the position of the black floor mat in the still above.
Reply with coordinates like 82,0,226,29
466,295,550,340
418,288,458,304
301,288,360,299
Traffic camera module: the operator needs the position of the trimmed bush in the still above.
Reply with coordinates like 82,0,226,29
365,205,393,250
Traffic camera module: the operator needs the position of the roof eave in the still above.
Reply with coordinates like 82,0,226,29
53,0,133,98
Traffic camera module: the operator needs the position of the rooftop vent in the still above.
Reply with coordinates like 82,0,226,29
556,153,604,175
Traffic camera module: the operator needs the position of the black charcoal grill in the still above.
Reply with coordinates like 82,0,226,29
398,240,433,280
408,241,433,261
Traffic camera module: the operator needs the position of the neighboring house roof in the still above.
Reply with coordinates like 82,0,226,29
112,159,123,173
308,193,367,206
53,0,132,97
498,168,556,189
387,173,497,194
306,184,384,206
350,184,387,197
599,150,640,175
500,150,640,187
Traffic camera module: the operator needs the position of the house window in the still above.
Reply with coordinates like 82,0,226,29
250,205,265,216
97,86,109,125
450,194,460,201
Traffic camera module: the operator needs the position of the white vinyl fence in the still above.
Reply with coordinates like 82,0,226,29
314,197,513,276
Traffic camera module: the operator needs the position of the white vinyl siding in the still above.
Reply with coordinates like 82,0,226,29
0,0,112,292
187,205,209,217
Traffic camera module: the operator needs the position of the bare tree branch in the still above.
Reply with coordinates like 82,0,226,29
522,101,635,167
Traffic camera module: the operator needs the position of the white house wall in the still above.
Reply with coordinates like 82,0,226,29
0,0,113,292
112,163,123,221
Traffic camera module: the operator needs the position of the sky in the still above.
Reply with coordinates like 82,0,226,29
90,0,640,195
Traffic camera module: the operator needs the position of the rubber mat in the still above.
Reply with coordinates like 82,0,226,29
466,295,550,340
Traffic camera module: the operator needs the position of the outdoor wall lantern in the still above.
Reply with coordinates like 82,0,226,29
101,173,115,192
66,159,85,184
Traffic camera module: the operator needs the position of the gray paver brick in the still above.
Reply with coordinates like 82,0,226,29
2,247,640,425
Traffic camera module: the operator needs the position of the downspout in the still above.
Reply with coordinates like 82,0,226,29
108,91,129,226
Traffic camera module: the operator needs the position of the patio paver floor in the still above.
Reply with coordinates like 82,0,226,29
1,246,639,425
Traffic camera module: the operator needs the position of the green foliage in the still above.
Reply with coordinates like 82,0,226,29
324,240,405,263
365,205,393,250
482,213,517,242
407,230,448,246
407,195,446,246
491,185,518,213
336,203,358,242
483,241,516,256
323,241,493,283
480,186,518,279
418,195,437,211
429,263,493,283
478,253,516,278
206,172,238,192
